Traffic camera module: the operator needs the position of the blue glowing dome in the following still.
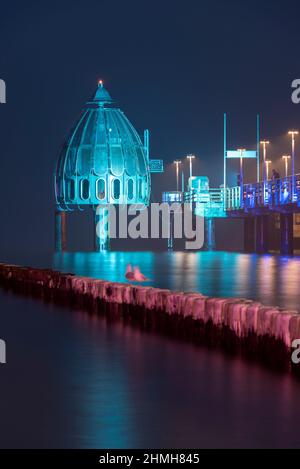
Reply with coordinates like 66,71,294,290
55,82,150,209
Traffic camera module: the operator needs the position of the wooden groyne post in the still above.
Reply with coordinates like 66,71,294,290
0,263,300,375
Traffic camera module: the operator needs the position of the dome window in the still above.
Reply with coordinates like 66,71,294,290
127,179,134,200
112,178,121,200
81,179,90,200
96,178,106,200
138,178,144,200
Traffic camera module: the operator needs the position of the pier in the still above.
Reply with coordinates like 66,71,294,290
52,85,300,256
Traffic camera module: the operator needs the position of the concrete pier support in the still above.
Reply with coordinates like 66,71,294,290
280,213,294,255
255,215,269,254
95,208,110,251
55,211,67,252
244,217,255,253
168,214,174,251
205,218,216,251
167,212,174,251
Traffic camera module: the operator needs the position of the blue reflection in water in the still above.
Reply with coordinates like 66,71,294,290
1,250,300,447
53,251,300,310
1,290,300,448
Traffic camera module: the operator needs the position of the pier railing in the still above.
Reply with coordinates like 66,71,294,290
184,188,225,217
226,174,300,212
164,175,300,216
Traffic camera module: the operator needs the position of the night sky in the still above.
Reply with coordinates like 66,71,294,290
0,0,300,255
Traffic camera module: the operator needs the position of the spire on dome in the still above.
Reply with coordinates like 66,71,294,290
92,80,113,104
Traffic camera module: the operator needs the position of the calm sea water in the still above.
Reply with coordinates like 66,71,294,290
52,251,300,311
1,250,300,448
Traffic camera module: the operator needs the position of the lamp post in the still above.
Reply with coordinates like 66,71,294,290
237,148,246,205
174,160,182,192
187,154,195,180
266,160,271,180
282,155,291,178
260,140,270,184
288,131,298,198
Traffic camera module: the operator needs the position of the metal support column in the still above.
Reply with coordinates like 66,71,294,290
280,213,294,256
244,217,255,253
95,207,110,251
255,215,269,254
205,218,216,251
55,211,66,252
168,212,174,251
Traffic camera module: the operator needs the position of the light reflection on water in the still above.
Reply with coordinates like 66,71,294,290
1,251,300,447
1,290,300,448
53,251,300,311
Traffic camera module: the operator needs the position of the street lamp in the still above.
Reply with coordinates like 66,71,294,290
174,160,182,192
266,160,271,180
282,155,291,178
186,154,196,180
288,131,298,198
237,149,246,204
260,140,270,184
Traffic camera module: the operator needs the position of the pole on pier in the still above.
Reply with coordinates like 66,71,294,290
255,215,269,254
289,131,298,200
223,113,227,210
144,129,150,161
55,211,67,252
256,114,260,183
95,207,110,251
240,156,244,207
280,213,294,256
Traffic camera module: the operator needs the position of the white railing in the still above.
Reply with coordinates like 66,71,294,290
226,174,300,211
184,188,225,217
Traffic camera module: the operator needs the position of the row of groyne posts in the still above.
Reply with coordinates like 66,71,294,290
1,263,300,375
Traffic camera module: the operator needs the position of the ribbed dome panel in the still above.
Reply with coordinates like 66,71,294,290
55,83,150,208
